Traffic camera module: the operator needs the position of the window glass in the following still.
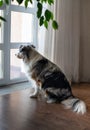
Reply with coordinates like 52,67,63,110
11,11,33,43
0,1,37,85
10,49,26,79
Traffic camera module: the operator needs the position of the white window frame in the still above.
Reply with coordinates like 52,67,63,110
0,0,38,86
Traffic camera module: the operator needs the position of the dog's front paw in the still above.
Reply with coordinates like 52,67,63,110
29,93,38,98
46,99,56,103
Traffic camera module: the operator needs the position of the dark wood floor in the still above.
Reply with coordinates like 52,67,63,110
0,83,90,130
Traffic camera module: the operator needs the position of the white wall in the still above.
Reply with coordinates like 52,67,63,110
80,0,90,82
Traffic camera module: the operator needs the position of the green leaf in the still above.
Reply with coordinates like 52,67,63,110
41,0,47,3
0,0,58,30
0,16,6,22
39,16,44,26
25,0,28,8
45,10,51,21
0,0,3,7
25,0,33,7
52,20,58,29
51,12,53,20
37,10,42,18
4,0,9,5
16,0,23,4
29,0,32,4
44,20,48,29
37,2,42,10
37,2,42,18
48,0,54,5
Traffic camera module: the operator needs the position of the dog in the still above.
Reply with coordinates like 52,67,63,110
15,45,86,114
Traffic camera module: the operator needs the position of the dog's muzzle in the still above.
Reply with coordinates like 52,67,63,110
15,53,23,59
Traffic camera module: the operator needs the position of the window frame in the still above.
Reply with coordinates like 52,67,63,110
0,1,38,86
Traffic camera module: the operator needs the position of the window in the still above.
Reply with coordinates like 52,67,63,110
0,1,38,86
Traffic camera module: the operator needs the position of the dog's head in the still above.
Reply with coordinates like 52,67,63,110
15,45,36,60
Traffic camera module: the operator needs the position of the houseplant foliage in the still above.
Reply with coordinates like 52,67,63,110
0,0,58,29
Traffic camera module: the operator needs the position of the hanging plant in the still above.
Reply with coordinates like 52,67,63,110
0,0,58,29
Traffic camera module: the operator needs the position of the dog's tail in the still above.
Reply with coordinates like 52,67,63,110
61,97,86,114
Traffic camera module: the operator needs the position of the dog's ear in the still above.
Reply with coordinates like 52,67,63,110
19,45,24,52
31,45,36,49
20,45,24,49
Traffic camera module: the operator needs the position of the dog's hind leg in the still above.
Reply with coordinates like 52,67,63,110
45,89,57,103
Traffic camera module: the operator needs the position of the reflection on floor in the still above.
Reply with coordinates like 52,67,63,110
0,82,31,96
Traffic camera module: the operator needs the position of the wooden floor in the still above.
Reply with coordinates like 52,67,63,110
0,83,90,130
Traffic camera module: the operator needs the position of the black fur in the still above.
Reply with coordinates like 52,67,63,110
31,58,49,76
31,58,74,102
42,71,74,102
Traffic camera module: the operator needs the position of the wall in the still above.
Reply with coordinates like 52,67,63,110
80,0,90,82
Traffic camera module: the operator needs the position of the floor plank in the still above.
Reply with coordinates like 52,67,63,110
0,83,90,130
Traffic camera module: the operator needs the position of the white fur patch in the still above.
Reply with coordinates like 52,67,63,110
61,98,86,114
73,100,86,114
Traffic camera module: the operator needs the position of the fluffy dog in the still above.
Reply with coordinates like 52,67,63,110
15,45,86,114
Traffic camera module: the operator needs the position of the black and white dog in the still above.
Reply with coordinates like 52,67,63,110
15,45,86,114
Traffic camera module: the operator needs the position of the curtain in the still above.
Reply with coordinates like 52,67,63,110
38,0,80,83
